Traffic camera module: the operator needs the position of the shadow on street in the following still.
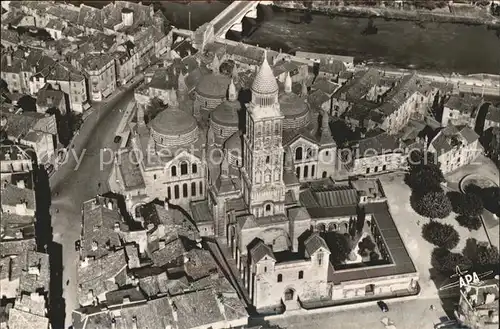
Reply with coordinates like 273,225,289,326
35,165,65,329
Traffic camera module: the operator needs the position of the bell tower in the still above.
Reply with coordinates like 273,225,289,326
242,52,286,218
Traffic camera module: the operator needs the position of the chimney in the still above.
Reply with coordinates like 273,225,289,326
123,296,131,304
4,152,11,161
111,318,116,329
6,53,12,67
16,180,25,189
196,237,202,249
159,240,165,250
91,241,98,251
107,201,113,210
28,265,40,276
114,222,120,232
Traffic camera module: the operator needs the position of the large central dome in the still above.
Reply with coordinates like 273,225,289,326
251,53,278,95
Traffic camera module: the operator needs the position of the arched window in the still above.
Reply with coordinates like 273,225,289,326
191,182,196,196
192,163,197,174
180,162,188,175
171,166,177,177
153,174,157,180
174,185,179,199
265,204,271,212
182,183,188,198
277,274,283,282
266,156,270,164
274,122,279,134
298,271,304,279
199,181,203,195
322,171,327,178
296,167,301,178
304,165,309,178
295,147,303,161
167,186,171,200
306,148,313,159
311,165,315,178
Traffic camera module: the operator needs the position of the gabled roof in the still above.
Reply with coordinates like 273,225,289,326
304,233,329,257
250,240,275,263
287,206,311,222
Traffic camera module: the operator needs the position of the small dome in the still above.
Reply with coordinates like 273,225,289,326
211,100,240,127
279,92,308,118
252,54,278,95
150,108,197,136
196,73,231,99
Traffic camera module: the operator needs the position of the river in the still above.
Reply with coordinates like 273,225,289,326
243,9,500,75
79,2,500,74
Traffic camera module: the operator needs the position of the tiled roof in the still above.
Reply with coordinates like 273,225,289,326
0,238,36,257
116,149,145,190
1,110,51,140
36,88,65,108
19,251,50,294
444,94,482,113
250,240,275,263
78,5,103,31
47,4,80,22
1,212,35,239
7,307,49,329
151,238,186,268
430,124,479,156
81,196,127,259
190,200,214,224
170,289,225,329
77,249,127,306
308,89,331,109
184,248,218,281
0,183,35,209
356,132,400,156
304,233,329,257
45,19,65,31
333,68,382,102
105,286,145,306
376,73,429,117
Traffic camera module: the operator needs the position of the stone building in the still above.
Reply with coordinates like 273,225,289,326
442,94,482,128
428,124,481,174
111,52,420,314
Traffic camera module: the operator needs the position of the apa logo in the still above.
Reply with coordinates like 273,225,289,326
439,266,493,291
459,272,480,289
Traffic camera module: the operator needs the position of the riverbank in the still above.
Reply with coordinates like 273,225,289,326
273,2,500,27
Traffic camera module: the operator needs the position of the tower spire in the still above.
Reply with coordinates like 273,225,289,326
319,108,335,146
228,78,237,102
211,54,220,75
284,71,292,94
170,88,178,108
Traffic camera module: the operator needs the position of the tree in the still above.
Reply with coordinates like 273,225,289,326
322,232,350,264
463,238,500,268
422,221,460,249
455,215,482,231
406,151,445,193
431,248,472,274
449,192,484,218
358,236,376,254
411,191,452,219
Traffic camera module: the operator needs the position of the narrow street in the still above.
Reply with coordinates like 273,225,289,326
48,82,138,327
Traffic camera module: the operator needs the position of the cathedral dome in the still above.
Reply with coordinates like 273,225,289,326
251,54,278,95
196,73,231,99
150,108,198,146
211,100,240,127
279,92,309,119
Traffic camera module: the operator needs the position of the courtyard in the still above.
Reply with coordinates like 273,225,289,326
379,172,491,298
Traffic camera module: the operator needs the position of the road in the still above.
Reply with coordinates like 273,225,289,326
49,82,139,328
265,297,453,329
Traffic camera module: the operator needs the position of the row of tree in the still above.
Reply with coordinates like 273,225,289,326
432,238,499,275
406,150,452,219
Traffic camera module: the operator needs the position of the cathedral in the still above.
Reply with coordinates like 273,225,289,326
109,52,419,312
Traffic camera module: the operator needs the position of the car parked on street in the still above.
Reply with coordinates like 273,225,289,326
377,300,389,312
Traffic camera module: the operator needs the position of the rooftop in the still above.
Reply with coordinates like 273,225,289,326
81,196,127,259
